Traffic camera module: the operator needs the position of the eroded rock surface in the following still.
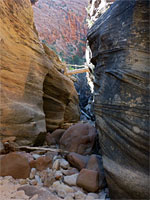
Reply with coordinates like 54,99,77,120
60,123,97,155
0,0,80,145
87,0,149,199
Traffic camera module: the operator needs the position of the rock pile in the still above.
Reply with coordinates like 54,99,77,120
0,122,109,200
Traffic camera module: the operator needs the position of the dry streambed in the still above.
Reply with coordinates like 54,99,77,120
0,123,110,200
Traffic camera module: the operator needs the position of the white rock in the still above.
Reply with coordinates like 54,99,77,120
99,190,106,199
19,179,28,185
86,196,94,200
59,159,70,169
75,191,86,200
57,189,67,198
64,193,75,200
30,168,36,179
55,171,63,180
52,159,60,171
30,179,38,185
64,173,79,186
32,154,41,159
35,175,42,186
30,194,39,200
52,181,74,194
87,193,99,199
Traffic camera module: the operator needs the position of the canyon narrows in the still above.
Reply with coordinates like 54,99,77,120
0,0,149,200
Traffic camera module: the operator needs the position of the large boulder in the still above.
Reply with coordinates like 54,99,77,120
0,0,80,146
87,0,149,199
59,123,97,155
0,152,31,179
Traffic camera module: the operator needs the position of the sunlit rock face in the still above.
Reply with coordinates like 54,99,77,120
86,0,115,28
33,0,88,63
87,0,149,199
0,0,80,146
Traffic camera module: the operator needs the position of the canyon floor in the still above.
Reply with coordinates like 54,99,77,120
0,122,109,200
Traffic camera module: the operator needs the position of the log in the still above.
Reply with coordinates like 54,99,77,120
66,68,89,75
17,146,69,154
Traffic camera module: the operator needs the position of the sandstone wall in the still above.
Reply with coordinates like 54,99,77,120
0,0,80,146
87,0,149,199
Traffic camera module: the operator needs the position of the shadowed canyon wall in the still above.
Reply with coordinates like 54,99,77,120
87,0,149,199
0,0,80,146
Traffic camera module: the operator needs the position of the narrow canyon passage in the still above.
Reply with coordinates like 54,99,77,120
0,0,149,200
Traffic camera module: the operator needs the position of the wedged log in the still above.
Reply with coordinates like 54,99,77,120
87,0,149,199
0,0,80,146
66,68,90,75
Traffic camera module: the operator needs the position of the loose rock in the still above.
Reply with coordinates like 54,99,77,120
52,159,60,171
86,154,106,188
77,169,99,192
59,159,70,169
67,152,89,170
60,122,97,155
74,191,86,200
0,152,31,179
64,173,79,186
46,129,65,145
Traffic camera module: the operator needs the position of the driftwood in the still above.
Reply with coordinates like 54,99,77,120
66,68,89,75
81,110,91,120
17,146,69,154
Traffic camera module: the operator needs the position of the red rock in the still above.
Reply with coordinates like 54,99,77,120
60,123,97,155
67,152,89,170
33,0,88,61
46,129,65,145
33,156,52,171
86,154,106,189
76,169,99,192
0,152,31,179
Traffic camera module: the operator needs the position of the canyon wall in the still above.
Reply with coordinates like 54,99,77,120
33,0,88,63
0,0,80,146
87,0,149,199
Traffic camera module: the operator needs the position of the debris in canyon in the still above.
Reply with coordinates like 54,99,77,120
0,122,110,200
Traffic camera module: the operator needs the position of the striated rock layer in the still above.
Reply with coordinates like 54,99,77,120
0,0,80,146
87,0,149,199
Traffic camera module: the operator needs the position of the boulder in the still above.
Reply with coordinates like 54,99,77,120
30,156,52,171
67,152,89,170
60,123,97,155
46,129,65,145
0,152,31,179
86,154,106,188
0,0,80,146
87,0,149,199
77,169,99,192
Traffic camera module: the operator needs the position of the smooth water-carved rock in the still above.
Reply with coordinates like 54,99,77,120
0,152,31,179
0,0,80,145
60,123,97,155
87,0,149,199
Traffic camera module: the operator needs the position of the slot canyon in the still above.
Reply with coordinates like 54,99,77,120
0,0,149,199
